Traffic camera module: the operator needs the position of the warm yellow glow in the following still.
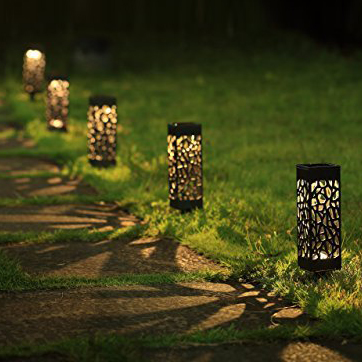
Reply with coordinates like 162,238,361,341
26,49,42,60
50,119,64,128
50,80,60,88
87,103,117,164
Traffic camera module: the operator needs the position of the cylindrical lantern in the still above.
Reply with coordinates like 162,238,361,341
168,122,203,211
23,49,46,100
87,96,117,167
46,76,69,132
297,163,341,272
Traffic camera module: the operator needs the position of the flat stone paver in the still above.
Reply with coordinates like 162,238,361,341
0,157,60,175
0,176,96,198
0,283,311,347
2,237,226,276
142,341,360,362
0,204,139,232
0,131,35,149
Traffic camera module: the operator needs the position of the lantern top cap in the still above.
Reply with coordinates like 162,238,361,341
168,122,201,136
89,96,117,107
297,163,340,181
25,46,45,53
26,42,44,49
47,75,68,82
297,163,340,170
25,44,45,58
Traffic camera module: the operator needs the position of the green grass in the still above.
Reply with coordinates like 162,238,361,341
0,324,333,362
3,35,362,341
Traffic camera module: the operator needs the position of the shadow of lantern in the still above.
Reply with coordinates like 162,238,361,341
87,96,117,167
297,163,341,272
23,48,46,101
168,123,203,212
46,76,69,132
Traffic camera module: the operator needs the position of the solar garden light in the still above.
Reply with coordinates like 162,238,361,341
168,122,203,211
46,76,69,132
23,48,46,101
87,96,117,167
296,164,341,272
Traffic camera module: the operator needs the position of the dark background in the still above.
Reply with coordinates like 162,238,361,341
1,0,362,43
1,0,362,70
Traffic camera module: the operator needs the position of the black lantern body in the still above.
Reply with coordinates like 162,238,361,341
23,49,46,100
46,77,69,132
87,96,117,167
168,123,203,211
297,164,341,272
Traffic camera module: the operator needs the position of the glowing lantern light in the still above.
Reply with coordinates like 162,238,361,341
23,48,46,101
168,123,203,211
46,76,69,132
87,96,117,167
297,163,341,272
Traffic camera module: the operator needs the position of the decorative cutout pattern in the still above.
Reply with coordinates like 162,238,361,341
297,178,340,261
46,79,69,131
87,104,117,166
297,179,310,259
23,49,45,96
168,134,202,202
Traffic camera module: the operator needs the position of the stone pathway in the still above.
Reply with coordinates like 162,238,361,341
0,156,59,175
2,235,224,276
0,283,310,347
0,105,356,361
0,204,137,232
0,122,35,149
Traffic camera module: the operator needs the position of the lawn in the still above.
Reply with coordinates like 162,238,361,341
2,34,362,343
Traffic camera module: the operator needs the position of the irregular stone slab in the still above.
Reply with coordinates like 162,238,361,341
2,237,225,276
142,341,357,362
0,283,311,347
0,131,35,149
0,157,60,175
0,204,137,232
0,176,96,198
2,354,65,362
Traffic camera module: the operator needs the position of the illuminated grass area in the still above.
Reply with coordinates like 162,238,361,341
3,36,362,344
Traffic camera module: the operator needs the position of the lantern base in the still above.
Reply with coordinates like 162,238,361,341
170,199,203,212
48,125,67,132
298,256,341,272
89,159,116,168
